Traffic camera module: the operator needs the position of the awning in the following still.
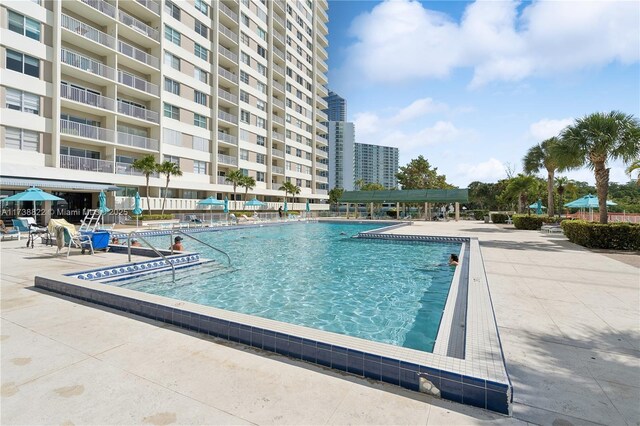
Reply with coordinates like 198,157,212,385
339,189,469,203
0,177,120,192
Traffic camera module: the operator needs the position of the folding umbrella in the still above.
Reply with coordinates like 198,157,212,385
2,187,63,226
244,197,266,208
132,192,143,228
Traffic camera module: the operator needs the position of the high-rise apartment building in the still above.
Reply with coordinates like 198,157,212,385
324,90,345,121
0,0,330,219
327,121,354,190
354,143,399,189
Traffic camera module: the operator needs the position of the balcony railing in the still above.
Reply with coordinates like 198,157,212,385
118,41,159,68
273,13,285,28
218,110,237,123
218,45,238,63
218,66,238,83
218,87,237,103
61,48,115,80
316,122,328,133
219,24,238,43
273,46,284,60
115,162,144,176
117,101,159,123
219,2,238,22
272,165,284,174
136,0,160,15
61,14,116,49
273,0,285,12
273,30,285,44
272,131,284,141
81,0,116,18
60,154,114,173
60,119,114,142
272,115,284,125
316,162,328,171
217,176,231,185
272,97,284,109
273,63,284,76
218,131,237,145
316,135,328,144
118,10,159,41
271,148,284,158
60,84,115,110
117,132,158,150
217,153,237,166
272,81,284,92
118,70,159,96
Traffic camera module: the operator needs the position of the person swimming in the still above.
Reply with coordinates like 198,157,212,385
448,253,459,266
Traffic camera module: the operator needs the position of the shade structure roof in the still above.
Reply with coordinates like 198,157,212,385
338,189,469,203
0,176,119,191
245,197,266,206
198,196,225,206
2,187,64,202
564,194,617,208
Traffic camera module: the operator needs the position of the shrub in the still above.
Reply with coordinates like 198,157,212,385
512,215,545,230
136,214,174,220
491,213,509,224
472,210,489,220
561,220,640,250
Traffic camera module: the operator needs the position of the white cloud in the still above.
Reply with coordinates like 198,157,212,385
344,0,640,87
353,112,380,137
455,158,507,184
390,98,448,124
528,118,574,141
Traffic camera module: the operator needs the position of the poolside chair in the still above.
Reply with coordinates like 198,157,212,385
54,225,94,258
1,220,20,241
187,214,203,224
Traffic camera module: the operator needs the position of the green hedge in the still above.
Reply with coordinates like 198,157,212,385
561,220,640,250
491,213,509,224
472,210,489,220
512,215,545,230
135,214,174,220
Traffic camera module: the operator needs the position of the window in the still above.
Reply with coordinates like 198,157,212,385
194,43,208,60
164,155,180,165
257,46,266,58
256,153,265,164
193,136,209,151
240,32,250,47
183,190,198,199
239,90,249,103
164,51,180,70
6,50,39,77
194,90,207,106
194,113,207,128
164,26,181,45
194,67,208,83
256,135,265,146
61,145,100,159
256,100,265,111
257,63,267,76
256,171,265,182
256,117,266,129
257,82,267,94
4,127,39,151
164,78,180,95
6,88,39,114
195,0,208,15
240,149,249,160
164,103,179,120
240,70,249,84
241,52,251,66
240,129,249,141
164,128,181,146
164,1,181,19
194,20,208,38
257,27,267,41
241,13,250,27
240,110,251,124
194,160,206,174
8,11,40,41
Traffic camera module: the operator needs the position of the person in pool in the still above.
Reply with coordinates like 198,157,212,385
130,238,142,247
171,236,184,251
448,253,459,266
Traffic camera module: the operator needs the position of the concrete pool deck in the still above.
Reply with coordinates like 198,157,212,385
1,221,638,425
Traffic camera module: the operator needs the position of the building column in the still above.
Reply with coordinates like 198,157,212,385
396,202,399,219
370,202,373,219
455,202,460,221
43,201,52,226
346,203,349,219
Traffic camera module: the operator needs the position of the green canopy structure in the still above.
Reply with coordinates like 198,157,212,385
338,189,468,203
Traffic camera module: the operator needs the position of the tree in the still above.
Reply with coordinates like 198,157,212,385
156,161,182,216
555,176,569,217
279,181,300,205
354,178,366,190
523,137,563,217
132,155,158,213
501,174,542,213
225,170,245,207
239,175,256,208
360,182,385,191
328,187,344,210
626,160,640,185
396,155,453,189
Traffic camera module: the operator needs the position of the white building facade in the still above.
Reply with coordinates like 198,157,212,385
327,121,354,191
354,142,399,189
0,0,329,217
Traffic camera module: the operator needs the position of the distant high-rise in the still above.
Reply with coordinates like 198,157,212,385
324,91,346,122
327,122,355,191
354,143,399,189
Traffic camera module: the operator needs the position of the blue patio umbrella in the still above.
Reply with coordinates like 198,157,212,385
223,197,229,213
283,200,288,213
244,197,266,208
198,196,225,223
132,192,143,228
306,200,310,214
528,202,546,210
535,199,542,215
2,186,63,225
564,194,617,208
98,190,111,215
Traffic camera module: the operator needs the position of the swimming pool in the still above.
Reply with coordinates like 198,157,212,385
116,222,461,353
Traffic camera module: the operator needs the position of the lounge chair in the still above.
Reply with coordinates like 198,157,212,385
54,225,94,258
1,220,20,241
187,214,203,224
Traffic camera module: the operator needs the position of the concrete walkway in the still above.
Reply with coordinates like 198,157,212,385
1,221,638,425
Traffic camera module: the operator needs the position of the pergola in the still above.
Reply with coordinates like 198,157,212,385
338,189,469,220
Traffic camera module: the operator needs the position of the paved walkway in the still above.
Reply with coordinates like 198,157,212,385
1,221,638,425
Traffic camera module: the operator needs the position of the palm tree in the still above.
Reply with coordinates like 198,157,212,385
502,174,540,213
354,178,365,190
555,176,569,217
132,155,158,213
626,160,640,185
555,111,640,223
239,175,256,208
157,161,183,216
279,181,300,206
225,170,245,209
523,137,563,217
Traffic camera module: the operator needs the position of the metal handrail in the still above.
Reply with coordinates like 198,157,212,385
171,230,232,267
126,231,176,283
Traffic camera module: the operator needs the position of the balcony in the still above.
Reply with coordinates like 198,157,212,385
272,97,284,109
219,24,238,44
273,0,285,13
218,131,238,145
118,40,159,69
272,81,284,93
60,84,115,111
272,165,284,175
218,110,237,123
60,119,114,142
81,0,117,19
61,48,115,81
316,31,328,47
118,10,159,42
217,153,237,166
218,87,238,103
316,162,328,171
115,162,145,176
271,148,284,158
117,132,158,150
118,70,159,96
272,115,284,125
273,63,284,76
217,176,231,185
60,154,114,173
218,45,238,63
272,131,284,141
218,66,238,83
316,135,328,144
316,122,328,133
117,100,159,123
135,0,160,15
273,12,285,28
273,46,284,61
61,14,116,49
273,30,285,45
317,110,328,121
219,2,238,22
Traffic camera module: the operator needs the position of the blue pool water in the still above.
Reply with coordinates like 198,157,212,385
117,222,460,352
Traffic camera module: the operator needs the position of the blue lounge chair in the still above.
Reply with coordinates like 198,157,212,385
1,220,20,241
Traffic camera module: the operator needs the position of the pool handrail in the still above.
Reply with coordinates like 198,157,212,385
126,231,176,283
171,229,232,267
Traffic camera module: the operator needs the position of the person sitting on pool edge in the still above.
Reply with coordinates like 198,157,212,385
448,253,459,266
171,236,184,251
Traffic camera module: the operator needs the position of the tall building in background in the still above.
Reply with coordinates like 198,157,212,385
0,0,330,220
325,90,345,121
327,121,354,190
354,143,399,189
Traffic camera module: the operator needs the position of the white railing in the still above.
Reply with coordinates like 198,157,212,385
273,81,284,92
81,0,116,18
273,63,285,76
272,97,284,109
272,130,284,141
272,148,284,157
316,149,328,158
218,110,237,123
316,31,328,47
219,24,238,43
272,115,284,125
61,14,116,49
317,110,328,121
118,70,159,96
60,119,114,142
217,176,231,185
219,2,238,22
218,45,238,63
218,87,237,103
117,132,159,150
273,30,285,45
136,0,160,15
60,84,115,110
316,122,328,133
272,165,284,174
273,13,285,28
117,101,159,123
316,162,328,171
118,10,160,41
115,162,144,176
273,0,285,12
316,189,328,195
218,66,238,83
61,49,115,80
217,153,237,165
273,46,284,60
60,154,114,173
218,131,237,145
118,41,159,68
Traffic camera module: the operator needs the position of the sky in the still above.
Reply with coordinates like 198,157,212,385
324,0,640,187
